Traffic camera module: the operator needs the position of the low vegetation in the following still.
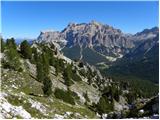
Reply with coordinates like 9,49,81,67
54,88,75,105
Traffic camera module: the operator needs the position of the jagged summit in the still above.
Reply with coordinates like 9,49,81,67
135,26,159,36
40,29,56,33
129,27,159,42
37,22,158,67
37,21,133,59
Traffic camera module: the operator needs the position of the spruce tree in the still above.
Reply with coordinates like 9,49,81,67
42,52,50,74
84,92,90,102
55,60,60,75
4,38,22,71
36,56,44,82
6,38,17,49
45,47,55,66
20,40,32,59
1,38,5,52
96,96,113,114
42,76,52,96
35,50,52,96
63,64,73,86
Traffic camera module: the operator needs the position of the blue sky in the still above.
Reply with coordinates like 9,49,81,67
1,1,159,39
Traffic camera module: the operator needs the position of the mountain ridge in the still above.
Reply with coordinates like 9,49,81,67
37,21,158,66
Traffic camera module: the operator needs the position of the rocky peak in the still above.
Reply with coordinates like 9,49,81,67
38,30,61,42
37,22,158,60
68,22,76,26
60,21,133,49
37,30,67,50
135,27,158,36
89,20,103,26
37,21,136,59
129,27,159,42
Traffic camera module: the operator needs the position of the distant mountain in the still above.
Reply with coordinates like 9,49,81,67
134,27,158,40
37,21,159,83
37,31,67,50
1,38,35,45
37,21,135,65
126,33,159,61
62,21,134,51
127,26,158,46
106,34,159,83
15,38,35,45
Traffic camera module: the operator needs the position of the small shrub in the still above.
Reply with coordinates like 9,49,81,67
20,40,32,59
70,91,80,100
3,47,22,71
83,92,90,102
63,64,74,86
79,69,86,77
18,67,23,72
78,62,84,67
96,96,113,114
1,38,5,52
71,73,82,82
6,38,17,49
42,77,52,96
54,88,75,105
92,83,97,89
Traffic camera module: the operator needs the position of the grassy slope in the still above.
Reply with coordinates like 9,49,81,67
1,63,97,119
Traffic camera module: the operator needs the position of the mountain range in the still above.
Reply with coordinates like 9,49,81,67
37,21,159,83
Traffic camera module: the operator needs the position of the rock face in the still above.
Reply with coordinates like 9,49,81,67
37,21,135,58
37,30,62,43
37,30,67,50
37,21,158,66
126,34,159,61
62,21,133,49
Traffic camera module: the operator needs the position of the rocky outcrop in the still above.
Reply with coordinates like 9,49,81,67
37,31,67,50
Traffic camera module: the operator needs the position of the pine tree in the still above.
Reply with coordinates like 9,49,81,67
42,76,52,96
46,47,55,66
35,50,52,96
63,64,73,86
42,52,50,74
20,40,32,59
1,38,5,52
3,39,22,71
96,96,113,114
36,56,44,82
6,38,17,49
84,92,90,102
55,60,60,75
30,47,37,64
